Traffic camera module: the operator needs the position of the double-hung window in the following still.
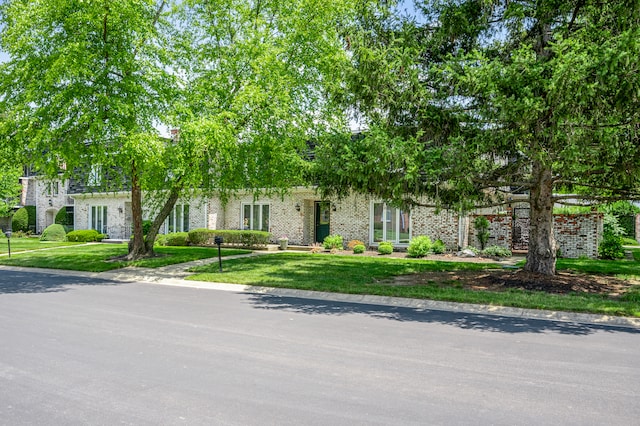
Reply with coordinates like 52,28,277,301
165,204,190,233
371,202,410,244
90,206,108,234
242,203,270,231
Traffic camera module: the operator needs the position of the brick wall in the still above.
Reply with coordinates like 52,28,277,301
636,214,640,243
412,208,460,250
34,178,70,233
468,212,602,258
468,214,512,250
554,214,602,259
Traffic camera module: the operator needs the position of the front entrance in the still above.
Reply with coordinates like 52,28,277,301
315,201,330,243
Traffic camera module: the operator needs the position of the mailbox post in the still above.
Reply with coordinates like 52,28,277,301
5,230,11,258
214,235,223,272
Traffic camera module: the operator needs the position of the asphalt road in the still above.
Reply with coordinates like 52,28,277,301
0,270,639,425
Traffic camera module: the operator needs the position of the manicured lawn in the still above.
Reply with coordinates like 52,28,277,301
0,243,251,272
187,252,640,317
0,237,81,254
557,257,640,278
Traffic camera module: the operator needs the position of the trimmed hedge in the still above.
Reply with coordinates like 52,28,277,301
156,232,189,246
66,229,105,242
12,207,29,232
40,224,67,241
378,241,393,255
188,228,270,248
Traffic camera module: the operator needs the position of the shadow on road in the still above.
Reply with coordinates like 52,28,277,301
0,270,123,294
247,294,639,336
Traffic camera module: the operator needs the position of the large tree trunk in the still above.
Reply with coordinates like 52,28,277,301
128,160,148,259
524,160,557,275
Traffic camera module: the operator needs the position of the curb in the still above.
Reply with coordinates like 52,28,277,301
2,264,639,330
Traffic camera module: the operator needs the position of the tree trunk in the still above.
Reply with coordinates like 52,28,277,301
524,160,557,275
128,160,148,259
144,185,182,253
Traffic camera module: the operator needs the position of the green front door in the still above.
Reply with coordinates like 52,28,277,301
315,202,330,243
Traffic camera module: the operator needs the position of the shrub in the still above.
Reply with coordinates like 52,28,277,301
622,237,639,246
55,207,73,228
353,244,365,254
12,230,33,238
187,228,270,248
25,206,36,231
12,207,29,232
66,229,100,242
482,245,512,257
378,241,393,255
142,220,153,236
599,214,625,260
407,235,432,257
310,243,323,253
323,234,343,250
432,239,446,254
474,216,490,250
347,239,365,251
160,232,189,246
40,224,67,241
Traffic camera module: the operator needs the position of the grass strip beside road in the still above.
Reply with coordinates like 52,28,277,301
0,243,251,272
187,252,640,317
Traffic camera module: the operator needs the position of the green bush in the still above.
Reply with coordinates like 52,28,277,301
474,216,490,250
347,239,365,250
142,220,152,236
353,244,365,254
407,235,432,258
66,229,101,242
622,237,639,246
187,228,270,248
599,214,625,260
163,232,189,246
432,239,446,254
482,245,512,257
55,207,73,228
40,224,67,241
323,234,343,250
378,241,393,255
12,207,29,232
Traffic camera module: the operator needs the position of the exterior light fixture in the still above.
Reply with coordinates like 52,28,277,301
332,203,337,212
295,203,301,211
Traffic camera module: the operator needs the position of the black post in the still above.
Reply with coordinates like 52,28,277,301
214,236,223,272
6,208,12,258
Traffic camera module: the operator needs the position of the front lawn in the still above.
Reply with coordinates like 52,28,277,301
0,243,251,272
0,237,81,254
187,252,640,317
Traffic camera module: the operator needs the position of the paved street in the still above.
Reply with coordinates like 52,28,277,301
1,269,639,425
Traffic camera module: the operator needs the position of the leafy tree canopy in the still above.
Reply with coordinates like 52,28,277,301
316,0,640,274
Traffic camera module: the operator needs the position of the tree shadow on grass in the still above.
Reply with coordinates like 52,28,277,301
0,270,123,294
246,293,640,336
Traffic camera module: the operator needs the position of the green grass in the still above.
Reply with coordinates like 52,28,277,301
187,252,640,317
556,257,640,278
0,237,81,254
0,243,251,272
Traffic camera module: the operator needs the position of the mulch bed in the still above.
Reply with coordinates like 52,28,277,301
393,269,638,297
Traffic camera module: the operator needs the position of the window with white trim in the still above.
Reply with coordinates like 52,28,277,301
90,205,108,234
88,165,102,187
371,202,410,244
46,181,59,196
164,204,190,233
242,203,270,231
